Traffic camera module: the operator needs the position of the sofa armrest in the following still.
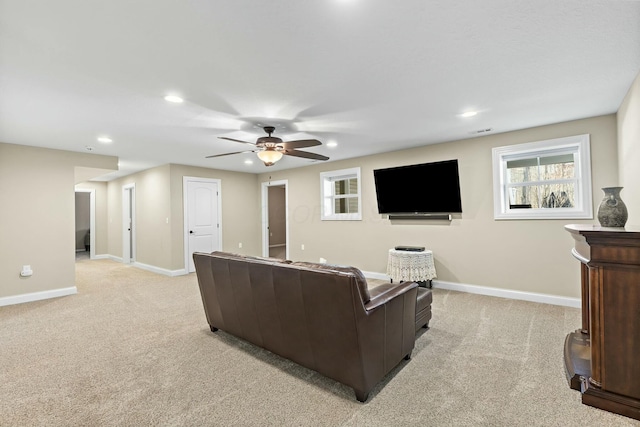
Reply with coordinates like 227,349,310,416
364,281,418,312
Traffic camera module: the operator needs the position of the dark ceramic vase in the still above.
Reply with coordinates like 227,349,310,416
597,187,628,227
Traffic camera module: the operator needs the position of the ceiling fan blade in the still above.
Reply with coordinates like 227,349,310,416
217,136,256,145
279,139,322,149
284,149,329,161
206,150,258,158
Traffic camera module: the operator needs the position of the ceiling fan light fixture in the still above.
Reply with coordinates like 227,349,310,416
210,126,327,165
256,149,283,166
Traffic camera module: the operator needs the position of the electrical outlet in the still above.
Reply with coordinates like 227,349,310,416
238,242,243,249
20,265,33,277
301,244,305,250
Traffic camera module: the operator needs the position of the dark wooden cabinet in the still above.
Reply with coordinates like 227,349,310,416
565,224,640,421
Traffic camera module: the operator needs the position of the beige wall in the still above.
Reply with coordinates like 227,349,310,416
107,165,173,269
618,70,640,226
103,163,261,272
0,112,622,303
74,181,109,255
0,143,117,300
258,115,618,299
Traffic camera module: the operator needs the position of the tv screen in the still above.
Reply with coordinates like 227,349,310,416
373,159,462,214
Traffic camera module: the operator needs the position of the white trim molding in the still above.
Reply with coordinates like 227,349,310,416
362,270,390,281
492,134,592,220
108,254,123,263
101,256,187,276
133,262,187,277
432,280,580,308
320,167,362,221
362,271,580,308
0,287,78,307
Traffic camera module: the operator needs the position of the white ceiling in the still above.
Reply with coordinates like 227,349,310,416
1,1,639,180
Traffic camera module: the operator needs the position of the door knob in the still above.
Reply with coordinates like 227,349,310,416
189,230,194,234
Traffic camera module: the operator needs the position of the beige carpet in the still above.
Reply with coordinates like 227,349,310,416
1,258,638,426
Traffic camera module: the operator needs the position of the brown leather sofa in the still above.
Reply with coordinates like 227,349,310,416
193,251,429,402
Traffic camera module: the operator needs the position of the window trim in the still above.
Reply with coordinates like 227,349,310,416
320,167,362,221
492,134,593,220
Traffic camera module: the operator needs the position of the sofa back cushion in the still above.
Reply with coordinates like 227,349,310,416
290,261,371,304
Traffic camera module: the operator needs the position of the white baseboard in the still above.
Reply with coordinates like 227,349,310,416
361,271,580,308
362,271,390,281
0,287,77,307
98,255,187,277
133,262,187,277
92,254,110,260
432,279,581,308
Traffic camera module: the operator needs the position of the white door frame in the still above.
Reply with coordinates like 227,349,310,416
122,183,136,264
183,176,223,272
75,188,96,259
261,179,289,259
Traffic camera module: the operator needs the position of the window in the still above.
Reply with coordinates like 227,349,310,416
320,167,362,220
492,134,592,220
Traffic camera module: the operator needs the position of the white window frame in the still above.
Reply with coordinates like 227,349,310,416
492,134,593,220
320,167,362,221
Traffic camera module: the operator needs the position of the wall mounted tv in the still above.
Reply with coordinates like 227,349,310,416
373,159,462,215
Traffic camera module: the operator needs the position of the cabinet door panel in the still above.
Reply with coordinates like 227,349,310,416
602,267,640,398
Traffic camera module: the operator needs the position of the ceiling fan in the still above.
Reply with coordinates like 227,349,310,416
207,126,330,166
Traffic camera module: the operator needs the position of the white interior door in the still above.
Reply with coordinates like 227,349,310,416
185,178,221,272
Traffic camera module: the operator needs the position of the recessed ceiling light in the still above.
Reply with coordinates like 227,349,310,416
327,140,338,148
244,159,253,165
461,111,478,118
164,95,184,103
97,136,112,143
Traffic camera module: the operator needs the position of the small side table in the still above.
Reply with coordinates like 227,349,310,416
387,249,437,288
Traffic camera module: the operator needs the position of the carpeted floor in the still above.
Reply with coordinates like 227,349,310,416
1,258,638,426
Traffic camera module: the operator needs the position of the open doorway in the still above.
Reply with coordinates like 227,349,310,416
261,180,288,259
74,189,95,261
122,184,136,264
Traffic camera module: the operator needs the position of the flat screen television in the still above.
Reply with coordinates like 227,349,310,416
373,159,462,214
